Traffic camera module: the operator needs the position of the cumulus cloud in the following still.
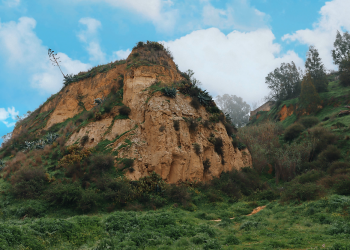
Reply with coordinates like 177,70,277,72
163,28,303,104
282,0,350,70
0,107,19,127
0,17,91,94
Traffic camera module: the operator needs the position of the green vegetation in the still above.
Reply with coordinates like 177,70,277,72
64,60,126,86
2,40,350,249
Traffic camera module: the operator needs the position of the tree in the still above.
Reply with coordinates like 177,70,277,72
300,73,321,114
331,31,350,86
215,94,250,127
265,62,302,103
305,46,328,92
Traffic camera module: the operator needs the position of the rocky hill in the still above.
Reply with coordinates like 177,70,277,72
7,41,251,184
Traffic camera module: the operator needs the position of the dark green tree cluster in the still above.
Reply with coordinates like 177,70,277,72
300,73,322,114
332,31,350,86
265,44,330,105
265,62,302,103
305,46,328,92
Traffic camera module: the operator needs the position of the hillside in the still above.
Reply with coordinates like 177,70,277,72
4,41,251,184
0,43,350,250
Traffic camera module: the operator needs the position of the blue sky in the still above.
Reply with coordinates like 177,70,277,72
1,0,350,144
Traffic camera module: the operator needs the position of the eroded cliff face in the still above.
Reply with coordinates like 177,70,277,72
42,64,126,130
18,46,252,183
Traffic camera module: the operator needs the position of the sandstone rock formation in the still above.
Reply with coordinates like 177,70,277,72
13,43,252,183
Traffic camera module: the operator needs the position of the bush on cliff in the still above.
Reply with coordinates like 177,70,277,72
299,116,320,128
284,123,305,142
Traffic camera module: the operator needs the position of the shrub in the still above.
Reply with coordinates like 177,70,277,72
251,189,279,201
214,137,224,156
45,182,82,206
78,189,101,211
334,121,346,128
11,167,47,199
309,127,338,158
119,105,131,116
165,184,191,204
299,116,320,128
95,111,102,120
334,178,350,195
232,139,238,148
239,220,259,231
210,168,262,198
237,142,246,150
207,192,223,203
318,174,350,188
193,143,201,155
218,113,225,123
102,178,136,203
159,125,166,132
161,86,176,98
80,135,89,146
281,182,324,201
203,158,211,172
318,145,342,163
120,158,134,170
238,121,282,173
87,111,94,120
75,118,83,125
190,97,201,110
225,235,240,245
224,122,236,137
173,120,180,131
103,103,113,113
297,170,324,184
186,118,198,132
203,120,210,128
284,123,305,142
206,105,221,114
89,155,115,173
328,161,350,175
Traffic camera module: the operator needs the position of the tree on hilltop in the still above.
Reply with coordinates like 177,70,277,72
300,73,321,114
332,31,350,86
265,62,302,104
305,46,328,92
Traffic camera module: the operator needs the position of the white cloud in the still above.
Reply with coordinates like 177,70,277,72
282,0,350,70
0,108,9,120
202,1,269,31
100,0,177,32
7,106,18,120
78,17,106,63
78,17,101,42
2,121,16,127
0,17,90,94
163,28,303,104
71,0,177,33
2,0,20,7
112,49,131,60
0,107,19,127
70,0,269,34
86,42,106,63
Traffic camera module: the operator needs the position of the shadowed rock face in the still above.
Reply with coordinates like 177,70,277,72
17,46,252,183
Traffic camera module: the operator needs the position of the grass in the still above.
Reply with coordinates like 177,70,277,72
0,181,349,250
